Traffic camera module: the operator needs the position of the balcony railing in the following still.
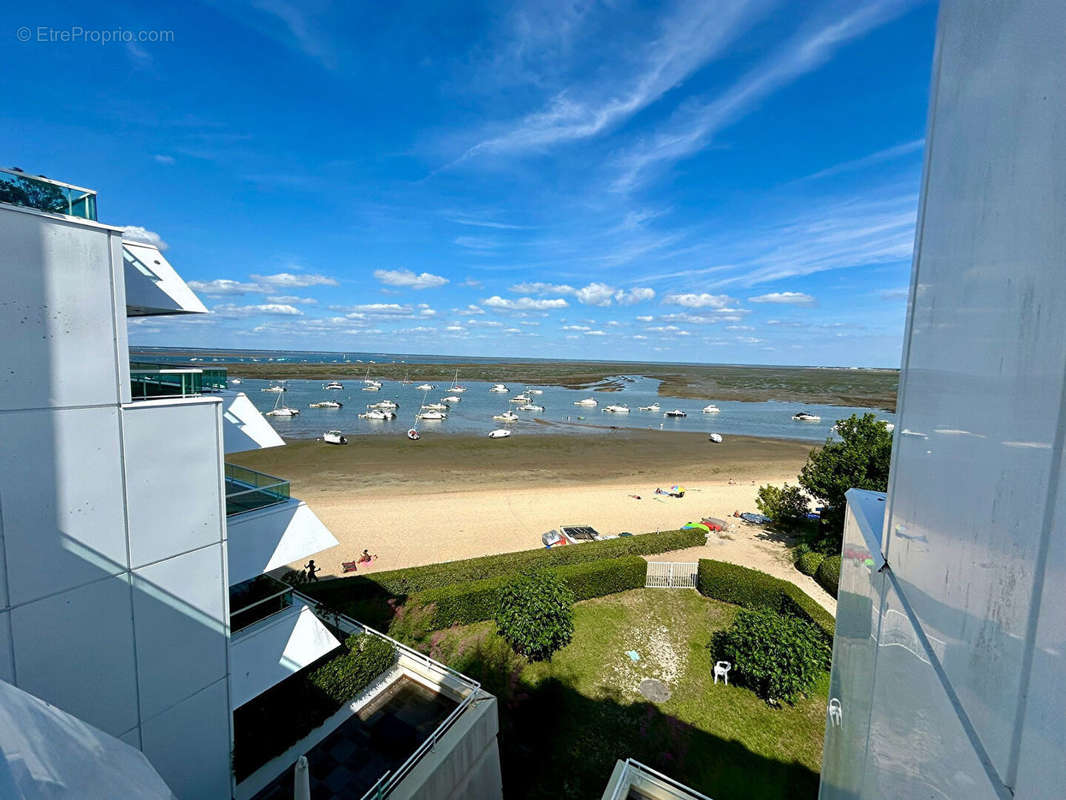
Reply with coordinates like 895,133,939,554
130,362,228,400
225,463,290,516
231,576,294,633
606,759,713,800
0,167,97,220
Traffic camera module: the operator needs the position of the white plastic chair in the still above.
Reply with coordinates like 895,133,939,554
828,698,843,727
713,661,731,685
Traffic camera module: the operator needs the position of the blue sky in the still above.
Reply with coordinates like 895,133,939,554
3,0,937,366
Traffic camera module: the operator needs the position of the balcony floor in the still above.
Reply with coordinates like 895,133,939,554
252,676,456,799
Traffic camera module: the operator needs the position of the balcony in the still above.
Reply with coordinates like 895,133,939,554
130,362,228,401
0,167,97,220
601,759,713,800
225,464,290,517
230,575,295,633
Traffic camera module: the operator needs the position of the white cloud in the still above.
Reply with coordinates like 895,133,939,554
562,324,590,331
748,291,815,305
633,334,648,340
636,315,654,322
456,304,487,316
482,295,569,310
726,324,755,331
454,235,501,250
251,271,338,288
153,154,175,165
346,303,411,315
662,293,735,309
121,226,168,250
504,327,521,333
510,282,576,295
585,330,606,336
188,279,261,296
460,277,484,288
213,303,302,316
575,282,655,306
266,295,317,304
374,268,449,289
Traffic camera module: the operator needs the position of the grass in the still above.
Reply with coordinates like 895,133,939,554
414,589,827,799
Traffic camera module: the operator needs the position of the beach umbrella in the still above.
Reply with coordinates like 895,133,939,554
294,755,310,800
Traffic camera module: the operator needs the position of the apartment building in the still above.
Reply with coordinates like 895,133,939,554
820,2,1065,798
0,169,502,799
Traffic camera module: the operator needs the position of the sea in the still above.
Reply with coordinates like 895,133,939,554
131,347,895,442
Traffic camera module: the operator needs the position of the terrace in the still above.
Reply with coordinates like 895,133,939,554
0,166,97,220
129,362,228,401
225,463,291,517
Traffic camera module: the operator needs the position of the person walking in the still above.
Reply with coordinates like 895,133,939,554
305,559,320,582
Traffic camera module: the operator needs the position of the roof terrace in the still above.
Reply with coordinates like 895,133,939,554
0,167,97,220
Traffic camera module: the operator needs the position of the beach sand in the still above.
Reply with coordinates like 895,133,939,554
230,429,835,612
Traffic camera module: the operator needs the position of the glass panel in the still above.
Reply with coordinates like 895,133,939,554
128,363,228,400
0,168,98,221
225,463,290,516
230,576,293,632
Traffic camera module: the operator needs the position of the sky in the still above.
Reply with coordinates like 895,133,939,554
2,0,938,367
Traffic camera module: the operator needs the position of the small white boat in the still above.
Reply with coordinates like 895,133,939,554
265,393,299,417
323,430,348,445
518,403,544,412
574,398,598,407
359,409,396,420
416,383,434,391
488,429,512,439
702,405,720,414
422,402,448,412
324,381,343,390
664,409,687,418
229,377,242,385
493,410,519,422
489,384,508,393
510,394,531,403
638,403,661,412
262,385,286,393
369,400,398,410
309,400,342,409
709,433,723,443
407,428,421,440
529,389,544,395
362,384,381,392
442,395,461,403
416,409,446,420
793,412,821,422
361,368,378,385
603,404,630,414
448,368,466,393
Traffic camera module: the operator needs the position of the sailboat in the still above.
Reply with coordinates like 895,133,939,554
448,368,466,393
265,392,300,417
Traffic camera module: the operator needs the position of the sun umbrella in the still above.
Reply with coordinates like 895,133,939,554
295,755,310,800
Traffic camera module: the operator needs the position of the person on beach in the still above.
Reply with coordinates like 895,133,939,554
305,559,320,582
358,549,376,564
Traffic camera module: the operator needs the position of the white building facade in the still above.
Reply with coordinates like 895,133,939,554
820,2,1065,798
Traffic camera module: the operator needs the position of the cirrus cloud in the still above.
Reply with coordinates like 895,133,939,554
748,291,815,305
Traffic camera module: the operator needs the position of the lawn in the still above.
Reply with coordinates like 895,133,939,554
416,588,827,800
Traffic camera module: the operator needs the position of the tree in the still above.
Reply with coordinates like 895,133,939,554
799,413,892,544
755,482,810,526
713,607,829,704
495,571,574,661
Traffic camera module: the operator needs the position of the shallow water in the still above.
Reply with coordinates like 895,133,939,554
239,374,893,442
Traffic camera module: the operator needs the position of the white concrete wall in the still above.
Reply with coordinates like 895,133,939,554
0,203,234,799
821,2,1066,797
226,500,338,586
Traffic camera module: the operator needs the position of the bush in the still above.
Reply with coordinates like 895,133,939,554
495,571,575,661
394,556,647,633
233,633,396,779
713,607,830,703
815,555,841,598
305,528,703,622
795,551,826,576
755,483,810,526
696,559,834,655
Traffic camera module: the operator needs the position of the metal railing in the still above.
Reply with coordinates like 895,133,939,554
129,362,228,400
0,167,97,220
225,463,290,516
608,759,714,800
231,578,295,633
645,562,699,589
292,593,483,800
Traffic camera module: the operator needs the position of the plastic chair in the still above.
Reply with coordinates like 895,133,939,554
713,661,731,685
828,698,843,727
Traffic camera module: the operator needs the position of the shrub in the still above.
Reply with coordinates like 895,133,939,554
713,607,830,703
755,483,810,526
394,556,647,634
696,559,834,655
815,555,841,598
796,551,826,576
305,528,703,623
233,633,396,779
495,571,575,661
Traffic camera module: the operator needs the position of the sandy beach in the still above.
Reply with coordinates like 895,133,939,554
230,430,835,612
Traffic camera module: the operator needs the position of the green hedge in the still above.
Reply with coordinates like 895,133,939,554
795,551,826,576
696,560,835,654
815,555,841,598
233,633,396,780
306,528,703,623
396,555,648,632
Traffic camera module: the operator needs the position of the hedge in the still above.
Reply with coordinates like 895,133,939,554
696,560,835,654
306,528,704,620
395,555,648,632
795,551,826,577
815,555,841,599
233,633,396,780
